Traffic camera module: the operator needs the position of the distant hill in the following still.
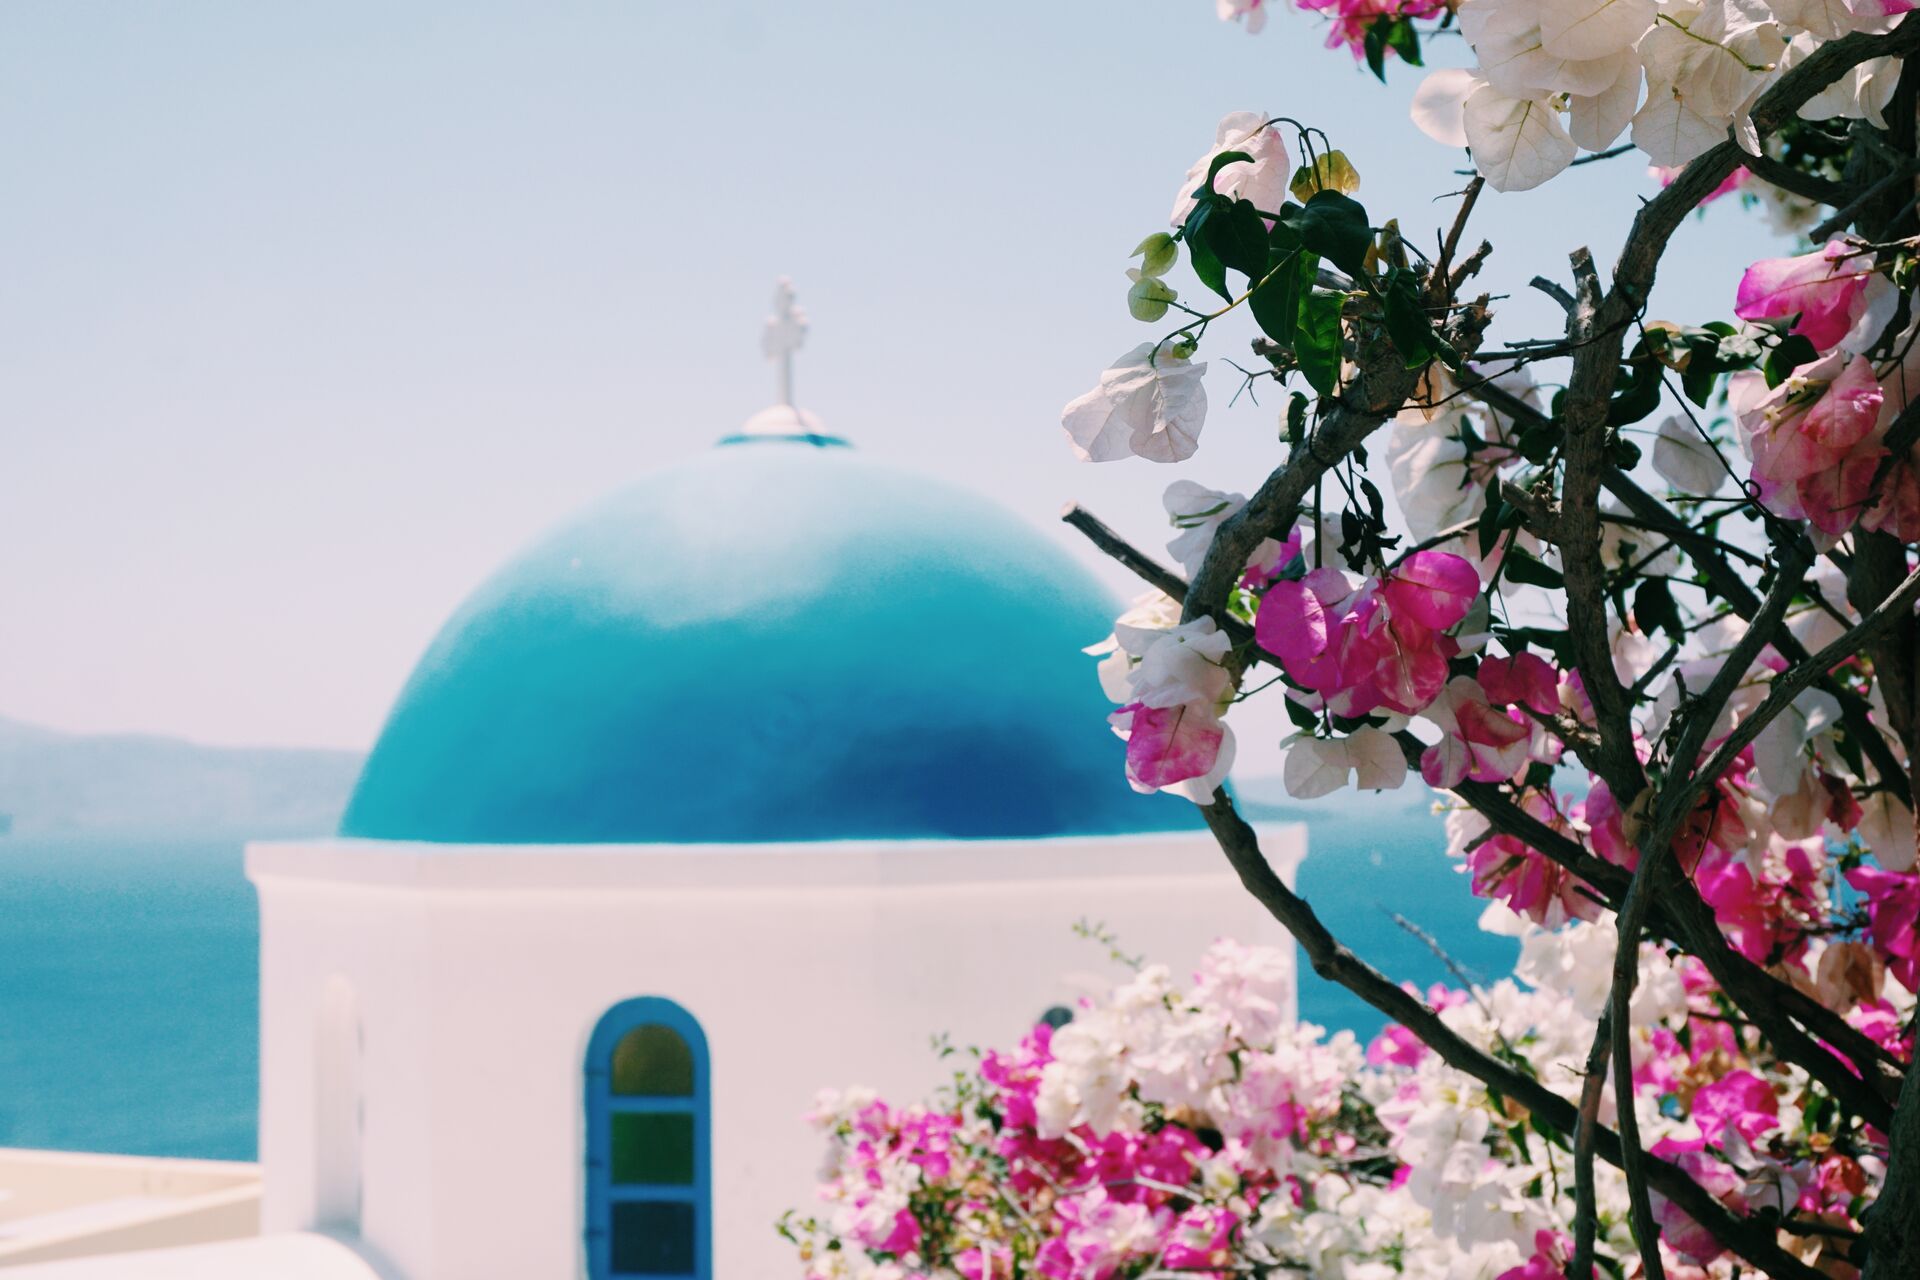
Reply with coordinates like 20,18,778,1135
0,717,364,838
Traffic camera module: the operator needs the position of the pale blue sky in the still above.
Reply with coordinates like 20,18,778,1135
1,2,1787,762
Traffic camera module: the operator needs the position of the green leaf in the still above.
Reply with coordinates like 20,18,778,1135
1204,197,1272,281
1185,206,1233,303
1504,548,1564,590
1477,477,1506,559
1362,23,1389,82
1607,360,1662,427
1248,253,1303,346
1384,17,1421,66
1765,333,1819,387
1681,354,1719,408
1295,290,1344,396
1633,577,1681,640
1284,695,1320,731
1517,421,1560,464
1204,150,1256,194
1383,274,1437,367
1282,191,1373,277
1610,434,1642,470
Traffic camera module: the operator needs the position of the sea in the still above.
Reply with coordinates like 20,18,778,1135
0,803,1511,1162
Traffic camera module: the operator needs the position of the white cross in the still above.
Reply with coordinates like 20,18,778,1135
761,278,808,407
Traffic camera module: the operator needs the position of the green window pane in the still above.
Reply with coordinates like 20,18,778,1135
612,1200,695,1275
611,1112,694,1186
612,1025,694,1097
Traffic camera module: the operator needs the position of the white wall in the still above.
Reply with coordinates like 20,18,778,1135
248,830,1303,1280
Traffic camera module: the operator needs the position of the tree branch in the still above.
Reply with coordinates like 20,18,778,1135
1060,504,1190,602
1197,792,1828,1280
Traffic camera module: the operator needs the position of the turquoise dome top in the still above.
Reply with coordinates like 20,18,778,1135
340,441,1203,844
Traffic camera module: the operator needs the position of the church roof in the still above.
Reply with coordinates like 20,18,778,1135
338,440,1203,844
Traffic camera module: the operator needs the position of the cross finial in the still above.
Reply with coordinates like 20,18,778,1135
761,277,808,407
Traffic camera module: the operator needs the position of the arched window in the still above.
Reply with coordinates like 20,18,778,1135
585,998,710,1280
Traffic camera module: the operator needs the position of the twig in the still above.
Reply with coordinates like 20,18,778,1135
1431,176,1484,303
1570,1007,1613,1280
1529,275,1577,315
1059,504,1190,602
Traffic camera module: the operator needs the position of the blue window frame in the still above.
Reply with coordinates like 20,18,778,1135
586,998,710,1280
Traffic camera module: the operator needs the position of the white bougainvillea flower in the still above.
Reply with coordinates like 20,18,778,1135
1462,0,1641,100
1281,726,1407,799
1790,36,1900,126
1652,415,1730,496
1772,0,1908,40
1419,676,1532,788
1463,84,1577,192
1086,591,1183,703
1633,0,1785,166
1062,341,1209,464
1858,789,1918,872
1386,405,1516,542
1569,60,1643,150
1164,481,1247,579
1751,687,1842,798
1539,0,1658,59
1127,617,1234,710
1411,69,1478,148
1215,0,1268,34
1170,111,1292,227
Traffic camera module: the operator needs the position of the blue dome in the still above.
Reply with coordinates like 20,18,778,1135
340,442,1203,843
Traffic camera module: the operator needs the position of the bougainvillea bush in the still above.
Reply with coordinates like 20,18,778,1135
783,931,1894,1280
798,0,1920,1275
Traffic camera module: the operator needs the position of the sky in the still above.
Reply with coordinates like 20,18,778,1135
0,1,1793,770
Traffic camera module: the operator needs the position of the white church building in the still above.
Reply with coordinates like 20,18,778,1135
14,288,1300,1280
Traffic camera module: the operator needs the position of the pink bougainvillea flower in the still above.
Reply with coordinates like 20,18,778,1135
1111,702,1228,792
1255,573,1337,675
1160,1206,1236,1272
1496,1231,1583,1280
1381,550,1481,630
1735,242,1878,352
1255,553,1477,719
1801,352,1884,450
1691,1070,1781,1148
1653,163,1747,204
1733,353,1887,535
1419,676,1532,788
1476,652,1560,716
1648,1144,1745,1264
1462,792,1604,926
1298,0,1447,58
1845,864,1920,992
1365,983,1465,1067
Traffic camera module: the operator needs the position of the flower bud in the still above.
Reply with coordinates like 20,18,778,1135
1131,232,1179,278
